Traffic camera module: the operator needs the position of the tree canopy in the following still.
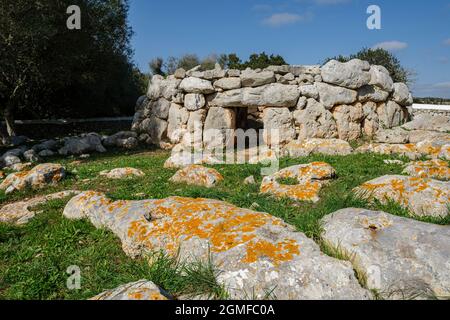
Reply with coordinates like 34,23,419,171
0,0,146,136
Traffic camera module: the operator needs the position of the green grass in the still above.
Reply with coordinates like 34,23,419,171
0,148,448,299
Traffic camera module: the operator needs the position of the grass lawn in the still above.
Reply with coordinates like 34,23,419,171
0,148,449,300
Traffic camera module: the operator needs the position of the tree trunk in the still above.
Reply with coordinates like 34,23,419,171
4,104,16,137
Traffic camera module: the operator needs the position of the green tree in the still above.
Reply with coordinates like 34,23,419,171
0,0,145,137
325,48,413,84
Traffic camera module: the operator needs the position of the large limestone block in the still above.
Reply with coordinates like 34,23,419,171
315,82,358,109
147,75,181,100
150,98,171,119
240,69,276,87
141,116,168,145
369,65,394,92
262,108,296,146
402,114,450,133
213,77,241,90
332,104,364,141
357,85,390,103
179,77,215,94
377,101,409,129
64,192,370,300
167,103,189,143
203,107,236,149
260,162,336,203
0,163,66,194
184,93,206,111
58,133,106,156
284,139,353,157
356,143,422,160
321,59,371,89
392,83,413,106
210,84,300,108
91,280,170,300
322,208,450,299
354,175,450,218
294,99,338,140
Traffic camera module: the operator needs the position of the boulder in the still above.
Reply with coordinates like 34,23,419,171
58,133,106,156
403,159,450,180
294,99,338,140
203,107,236,149
164,152,223,169
170,165,223,188
0,163,66,194
392,83,413,106
99,168,145,179
174,68,186,79
284,139,353,157
375,128,410,144
332,104,364,141
322,208,450,299
150,98,171,120
377,101,409,129
288,65,321,76
315,82,358,109
102,131,138,148
63,192,370,300
184,93,206,111
402,114,450,133
179,77,215,94
354,175,450,218
147,75,181,100
357,85,390,103
321,59,371,89
262,108,296,146
240,69,275,87
356,143,422,160
299,84,319,100
0,191,79,225
141,117,168,145
369,65,394,92
213,77,241,90
261,162,336,203
23,149,40,163
90,280,170,300
38,150,55,158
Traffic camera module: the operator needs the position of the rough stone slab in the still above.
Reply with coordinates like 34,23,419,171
261,162,335,203
403,159,450,181
99,168,145,179
315,82,358,109
179,77,215,94
90,280,170,300
402,114,450,133
356,143,422,160
322,208,450,299
321,59,371,89
0,163,66,194
354,175,450,218
0,191,79,225
283,139,353,157
164,153,223,169
170,165,223,188
64,192,370,300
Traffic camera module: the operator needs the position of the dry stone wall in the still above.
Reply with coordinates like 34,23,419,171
132,59,413,150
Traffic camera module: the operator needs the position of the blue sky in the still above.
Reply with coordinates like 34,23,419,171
129,0,450,98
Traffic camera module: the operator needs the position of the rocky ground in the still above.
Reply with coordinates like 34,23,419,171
0,113,449,300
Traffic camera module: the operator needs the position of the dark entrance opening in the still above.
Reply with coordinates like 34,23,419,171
234,108,264,150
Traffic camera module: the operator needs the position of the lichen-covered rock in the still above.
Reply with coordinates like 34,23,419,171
354,175,450,218
415,136,450,160
90,280,170,300
322,208,450,299
164,152,223,169
99,168,145,179
0,191,79,225
283,139,353,157
375,127,410,144
64,192,370,300
0,163,66,194
403,159,450,181
170,165,223,188
356,143,422,160
248,149,278,164
261,162,335,203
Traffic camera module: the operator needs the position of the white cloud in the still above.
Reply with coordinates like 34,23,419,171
372,41,408,51
443,39,450,46
263,12,312,27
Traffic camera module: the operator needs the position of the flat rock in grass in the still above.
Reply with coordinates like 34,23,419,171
416,136,450,160
354,175,450,218
64,192,370,300
0,190,79,225
283,138,353,157
0,163,66,194
90,280,170,300
321,208,450,299
164,152,223,169
356,143,422,160
248,149,278,164
9,162,32,172
169,165,223,188
403,159,450,181
260,162,336,203
99,168,145,179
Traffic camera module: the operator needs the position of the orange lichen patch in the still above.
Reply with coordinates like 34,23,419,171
242,239,300,266
170,165,223,188
261,180,322,202
404,160,450,180
123,197,299,266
